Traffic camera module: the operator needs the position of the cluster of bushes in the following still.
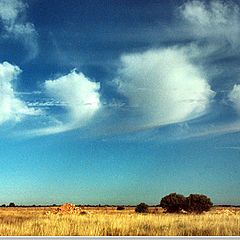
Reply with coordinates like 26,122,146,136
160,193,213,214
134,193,213,214
1,202,15,207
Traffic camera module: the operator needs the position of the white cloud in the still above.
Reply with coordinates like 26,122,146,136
0,61,40,124
179,0,240,46
45,70,101,121
30,70,101,135
115,48,215,129
179,121,240,140
0,0,25,22
228,84,240,113
0,0,38,59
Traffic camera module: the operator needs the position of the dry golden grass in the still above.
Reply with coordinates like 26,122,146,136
0,206,239,236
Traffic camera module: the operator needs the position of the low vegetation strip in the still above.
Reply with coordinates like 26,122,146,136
0,206,239,236
214,209,240,215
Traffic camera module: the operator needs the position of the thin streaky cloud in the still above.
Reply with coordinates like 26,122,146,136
14,91,42,95
215,146,240,150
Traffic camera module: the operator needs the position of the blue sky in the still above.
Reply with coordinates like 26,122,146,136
0,0,240,206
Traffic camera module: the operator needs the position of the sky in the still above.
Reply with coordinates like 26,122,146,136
0,0,240,206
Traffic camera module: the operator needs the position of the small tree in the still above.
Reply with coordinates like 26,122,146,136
160,193,186,213
135,203,149,213
185,194,213,214
9,202,15,207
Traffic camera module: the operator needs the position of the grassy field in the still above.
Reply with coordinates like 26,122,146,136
0,206,239,236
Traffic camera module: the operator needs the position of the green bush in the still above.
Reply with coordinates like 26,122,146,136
185,194,213,214
160,193,186,213
9,202,15,207
135,203,149,213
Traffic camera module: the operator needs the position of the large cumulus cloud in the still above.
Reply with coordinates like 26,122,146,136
29,70,101,135
114,47,215,129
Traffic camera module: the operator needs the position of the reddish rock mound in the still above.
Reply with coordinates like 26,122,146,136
47,203,87,215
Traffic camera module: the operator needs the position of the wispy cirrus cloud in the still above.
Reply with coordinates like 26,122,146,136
179,0,240,47
176,0,240,83
0,0,38,59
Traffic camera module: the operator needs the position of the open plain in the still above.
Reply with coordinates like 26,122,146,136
0,206,239,236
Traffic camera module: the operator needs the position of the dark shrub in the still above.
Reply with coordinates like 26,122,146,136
9,202,15,207
185,194,213,214
117,206,125,210
135,203,149,213
80,211,87,214
160,193,186,213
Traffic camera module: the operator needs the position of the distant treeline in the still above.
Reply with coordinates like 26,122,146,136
215,205,240,207
1,203,240,208
0,203,138,207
